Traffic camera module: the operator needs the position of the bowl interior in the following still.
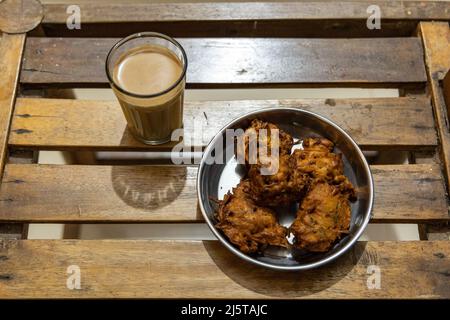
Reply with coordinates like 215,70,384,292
198,108,373,270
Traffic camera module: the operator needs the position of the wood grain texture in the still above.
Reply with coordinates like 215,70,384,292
41,2,450,23
0,33,25,178
20,37,427,87
38,2,450,38
0,239,448,298
419,22,450,191
5,149,36,240
369,164,448,222
0,33,27,240
0,163,446,223
0,0,43,34
9,97,437,151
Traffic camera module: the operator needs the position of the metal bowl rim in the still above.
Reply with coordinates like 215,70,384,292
197,107,374,271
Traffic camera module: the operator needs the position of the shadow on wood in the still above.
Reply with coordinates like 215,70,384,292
202,240,366,298
111,165,188,211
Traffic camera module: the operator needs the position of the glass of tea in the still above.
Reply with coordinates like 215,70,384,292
105,32,188,145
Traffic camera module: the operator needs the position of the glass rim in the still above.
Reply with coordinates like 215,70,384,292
105,32,188,99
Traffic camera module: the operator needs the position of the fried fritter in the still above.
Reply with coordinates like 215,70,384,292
221,122,358,255
290,182,351,252
247,153,309,206
215,180,288,254
291,137,356,199
292,138,343,183
302,137,334,153
236,119,293,166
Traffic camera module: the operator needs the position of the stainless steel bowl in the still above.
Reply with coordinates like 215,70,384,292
197,108,374,271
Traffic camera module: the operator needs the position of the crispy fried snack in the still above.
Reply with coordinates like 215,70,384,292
215,180,288,254
247,153,309,206
291,137,356,200
291,138,342,183
235,119,306,206
220,122,357,255
236,119,293,166
290,182,352,252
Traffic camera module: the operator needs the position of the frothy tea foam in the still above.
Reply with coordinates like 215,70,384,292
113,45,183,96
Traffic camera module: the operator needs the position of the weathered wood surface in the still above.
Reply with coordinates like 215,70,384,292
0,240,448,298
0,32,29,243
0,33,25,178
419,22,450,191
0,0,44,34
0,33,27,240
5,149,36,240
42,2,450,23
38,2,450,37
4,152,35,240
0,164,446,223
20,37,427,87
9,97,437,151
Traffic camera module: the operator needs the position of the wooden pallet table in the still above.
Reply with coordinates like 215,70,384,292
0,0,449,299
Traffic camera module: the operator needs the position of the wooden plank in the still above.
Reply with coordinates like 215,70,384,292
0,33,27,240
0,33,25,179
42,2,450,23
38,2,450,38
0,239,448,298
38,2,443,38
5,149,37,240
20,37,427,87
419,22,450,191
9,97,437,151
370,165,448,222
0,163,446,223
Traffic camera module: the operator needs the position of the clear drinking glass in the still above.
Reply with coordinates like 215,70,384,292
105,32,188,145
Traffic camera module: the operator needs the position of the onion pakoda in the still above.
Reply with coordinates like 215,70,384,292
247,153,309,206
290,182,353,252
236,119,293,166
215,180,288,254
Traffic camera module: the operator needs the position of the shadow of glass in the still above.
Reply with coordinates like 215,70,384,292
202,241,367,298
111,165,187,210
